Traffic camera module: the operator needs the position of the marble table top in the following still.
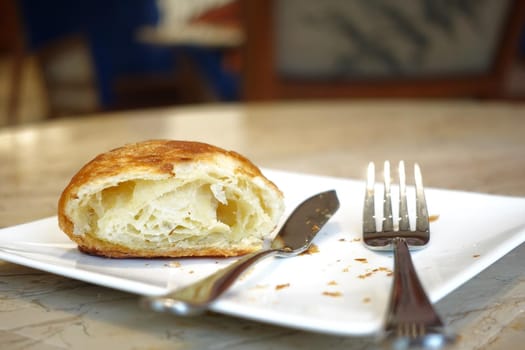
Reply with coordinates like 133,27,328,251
0,100,524,349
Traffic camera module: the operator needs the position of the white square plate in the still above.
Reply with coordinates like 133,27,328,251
1,169,525,336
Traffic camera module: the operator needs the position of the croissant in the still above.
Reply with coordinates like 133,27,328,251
58,140,284,258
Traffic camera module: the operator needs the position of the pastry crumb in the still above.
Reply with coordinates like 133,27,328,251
358,272,373,279
429,214,440,222
301,244,320,255
358,266,392,279
322,291,343,297
275,283,290,290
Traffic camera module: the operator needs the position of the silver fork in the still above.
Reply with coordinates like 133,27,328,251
363,161,455,349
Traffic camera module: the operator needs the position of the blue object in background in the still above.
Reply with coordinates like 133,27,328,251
19,0,239,108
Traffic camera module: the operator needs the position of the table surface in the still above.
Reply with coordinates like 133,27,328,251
0,100,524,349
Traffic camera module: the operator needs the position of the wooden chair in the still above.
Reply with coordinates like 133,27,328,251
241,0,525,101
0,0,25,125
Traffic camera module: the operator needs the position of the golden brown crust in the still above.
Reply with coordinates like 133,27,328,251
77,243,254,259
60,139,264,200
58,139,281,258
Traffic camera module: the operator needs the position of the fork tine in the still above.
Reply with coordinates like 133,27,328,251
414,163,429,233
398,161,410,231
363,162,376,233
382,161,394,232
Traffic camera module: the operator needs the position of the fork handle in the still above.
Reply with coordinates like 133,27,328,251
140,249,278,316
383,237,456,349
386,237,443,327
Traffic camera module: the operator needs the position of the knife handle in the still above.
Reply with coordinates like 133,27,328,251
141,248,277,316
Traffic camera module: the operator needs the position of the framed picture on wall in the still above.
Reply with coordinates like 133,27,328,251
242,0,525,100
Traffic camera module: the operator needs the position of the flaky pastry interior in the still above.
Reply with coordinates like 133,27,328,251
58,140,284,258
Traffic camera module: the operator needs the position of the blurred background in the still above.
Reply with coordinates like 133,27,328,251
1,0,524,127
